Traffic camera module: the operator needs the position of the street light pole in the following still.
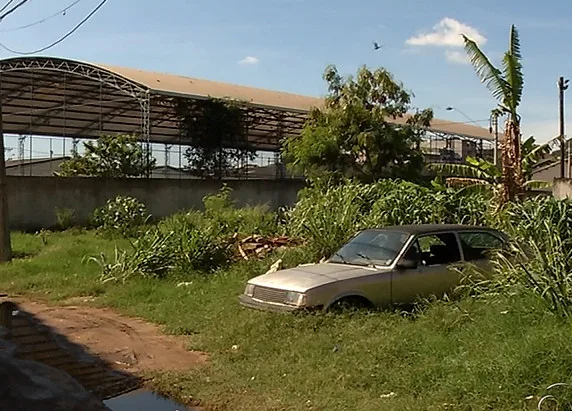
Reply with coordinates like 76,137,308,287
489,113,499,166
445,106,481,127
446,106,485,159
558,76,569,178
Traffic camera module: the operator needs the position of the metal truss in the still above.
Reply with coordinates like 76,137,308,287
0,57,149,100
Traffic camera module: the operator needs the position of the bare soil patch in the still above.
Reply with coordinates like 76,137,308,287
9,298,208,375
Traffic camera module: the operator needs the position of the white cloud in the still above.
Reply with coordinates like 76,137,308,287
238,56,259,65
445,50,469,65
405,17,487,47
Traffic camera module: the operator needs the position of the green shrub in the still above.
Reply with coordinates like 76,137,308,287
92,195,149,237
168,221,232,273
202,185,279,236
54,207,76,230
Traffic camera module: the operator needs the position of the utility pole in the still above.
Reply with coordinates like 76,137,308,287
558,76,569,178
17,135,25,176
164,144,172,178
0,101,12,262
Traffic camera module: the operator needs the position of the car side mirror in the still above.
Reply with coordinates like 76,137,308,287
397,259,418,270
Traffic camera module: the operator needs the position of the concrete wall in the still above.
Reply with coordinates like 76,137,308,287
553,178,572,200
7,176,305,231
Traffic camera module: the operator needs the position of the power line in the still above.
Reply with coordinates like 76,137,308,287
0,0,30,22
0,1,15,14
0,0,82,32
0,0,108,55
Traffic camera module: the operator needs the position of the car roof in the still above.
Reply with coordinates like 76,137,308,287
367,224,503,236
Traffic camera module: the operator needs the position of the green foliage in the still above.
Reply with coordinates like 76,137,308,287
58,134,155,178
91,195,149,238
496,223,572,318
282,65,433,183
463,24,522,118
201,185,279,236
90,223,233,282
286,179,490,258
431,136,554,194
5,232,572,410
177,97,256,178
458,196,572,317
54,207,76,230
165,222,232,273
90,186,278,281
89,229,175,283
463,25,525,202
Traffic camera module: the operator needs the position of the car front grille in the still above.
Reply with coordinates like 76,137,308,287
252,286,287,304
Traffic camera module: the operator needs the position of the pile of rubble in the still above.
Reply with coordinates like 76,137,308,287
233,234,300,260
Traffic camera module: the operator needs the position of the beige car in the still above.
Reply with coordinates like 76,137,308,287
239,224,509,312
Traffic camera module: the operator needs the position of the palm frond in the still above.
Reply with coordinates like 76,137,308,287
523,179,553,189
429,162,496,183
531,158,558,172
463,35,510,103
501,26,523,112
465,156,502,178
446,178,496,195
524,142,551,159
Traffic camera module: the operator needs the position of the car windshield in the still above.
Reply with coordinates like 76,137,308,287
329,229,410,267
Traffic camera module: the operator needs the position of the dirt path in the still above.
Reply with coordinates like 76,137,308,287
8,297,208,375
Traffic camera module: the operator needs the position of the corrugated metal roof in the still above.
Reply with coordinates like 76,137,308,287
0,56,494,146
96,62,493,141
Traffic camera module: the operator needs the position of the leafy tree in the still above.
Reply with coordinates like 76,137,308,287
58,134,155,178
177,97,255,178
282,65,433,183
462,25,524,202
431,136,555,194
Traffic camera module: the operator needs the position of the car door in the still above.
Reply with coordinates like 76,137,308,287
391,232,462,304
457,230,506,278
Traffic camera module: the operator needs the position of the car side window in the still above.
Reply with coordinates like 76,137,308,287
414,233,461,266
458,231,504,261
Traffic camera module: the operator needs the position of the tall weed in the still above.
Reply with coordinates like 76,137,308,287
286,179,490,258
88,229,174,283
202,185,278,236
458,196,572,317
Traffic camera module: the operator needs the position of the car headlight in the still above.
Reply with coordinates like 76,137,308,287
285,291,306,306
244,284,255,297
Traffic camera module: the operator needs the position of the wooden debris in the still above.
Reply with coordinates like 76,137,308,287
233,235,300,260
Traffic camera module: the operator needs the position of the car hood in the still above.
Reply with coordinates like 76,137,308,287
248,263,391,293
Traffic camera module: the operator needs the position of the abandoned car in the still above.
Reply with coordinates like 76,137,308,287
239,224,509,312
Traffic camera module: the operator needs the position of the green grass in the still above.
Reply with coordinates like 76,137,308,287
1,231,571,410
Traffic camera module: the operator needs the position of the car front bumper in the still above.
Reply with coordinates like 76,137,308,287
239,294,305,313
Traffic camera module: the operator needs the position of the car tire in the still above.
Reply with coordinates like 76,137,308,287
328,296,373,313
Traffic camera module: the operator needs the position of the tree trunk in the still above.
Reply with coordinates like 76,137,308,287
499,118,523,203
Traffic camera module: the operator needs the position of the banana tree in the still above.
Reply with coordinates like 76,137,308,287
462,25,523,203
430,136,556,194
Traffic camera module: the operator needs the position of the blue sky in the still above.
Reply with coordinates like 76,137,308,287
2,0,572,158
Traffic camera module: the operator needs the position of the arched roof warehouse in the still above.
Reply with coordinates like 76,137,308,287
0,56,493,152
